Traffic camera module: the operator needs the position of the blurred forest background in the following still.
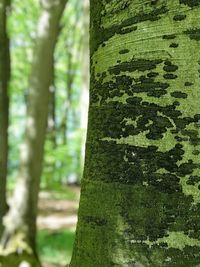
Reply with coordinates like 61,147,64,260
1,0,89,266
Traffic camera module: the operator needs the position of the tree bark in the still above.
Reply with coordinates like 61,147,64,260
0,0,67,265
70,1,200,266
0,0,10,237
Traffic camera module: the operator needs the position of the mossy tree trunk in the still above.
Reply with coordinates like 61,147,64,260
0,0,10,238
70,1,200,266
0,0,67,266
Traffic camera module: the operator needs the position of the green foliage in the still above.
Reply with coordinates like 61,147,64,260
8,0,87,186
37,230,75,265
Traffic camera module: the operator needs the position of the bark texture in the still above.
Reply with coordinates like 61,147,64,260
70,1,200,266
0,0,10,238
0,0,67,265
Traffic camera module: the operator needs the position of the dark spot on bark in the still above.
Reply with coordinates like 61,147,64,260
163,73,178,79
147,72,159,78
169,43,179,48
180,0,200,7
148,173,181,193
185,82,193,86
194,114,200,121
109,59,163,75
146,116,173,140
170,91,188,99
150,0,159,5
175,136,188,142
177,161,198,176
119,49,130,54
173,14,187,21
162,34,176,39
131,76,169,98
187,175,200,185
83,216,107,226
181,129,200,146
184,28,200,41
164,60,172,66
163,64,178,72
193,150,200,155
119,26,138,34
126,97,143,105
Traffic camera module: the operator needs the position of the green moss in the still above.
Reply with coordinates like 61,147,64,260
37,230,75,265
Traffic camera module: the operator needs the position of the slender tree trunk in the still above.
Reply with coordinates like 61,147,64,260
47,62,56,146
70,1,200,266
0,0,67,265
60,50,73,145
80,0,89,178
0,0,10,238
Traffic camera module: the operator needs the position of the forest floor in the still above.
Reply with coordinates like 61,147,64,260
37,186,80,267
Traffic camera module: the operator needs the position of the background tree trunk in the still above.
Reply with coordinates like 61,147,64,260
47,62,56,147
61,50,74,146
0,0,10,238
80,0,89,178
0,0,67,265
70,1,200,266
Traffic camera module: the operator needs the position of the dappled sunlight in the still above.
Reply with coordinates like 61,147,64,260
38,11,50,38
26,117,37,139
18,261,31,267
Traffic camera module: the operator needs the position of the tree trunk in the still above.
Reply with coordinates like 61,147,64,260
0,0,10,237
70,1,200,266
47,62,56,146
80,0,89,178
0,0,67,265
60,50,73,145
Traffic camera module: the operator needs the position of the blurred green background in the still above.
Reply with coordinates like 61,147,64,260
6,0,89,265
